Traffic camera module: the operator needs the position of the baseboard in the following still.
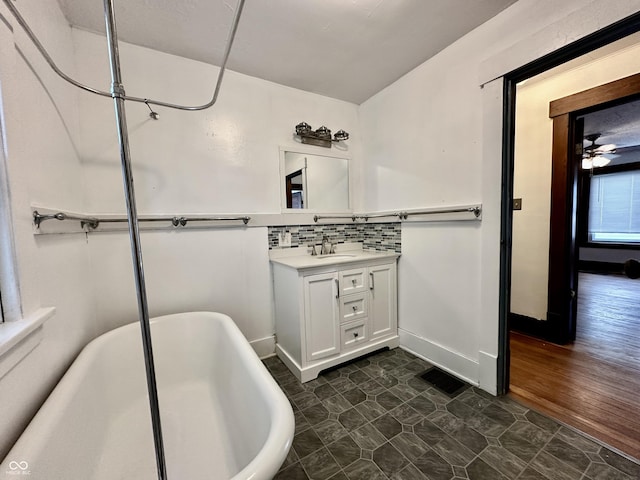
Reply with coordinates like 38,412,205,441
578,260,623,274
509,312,549,338
277,336,400,383
250,335,276,359
478,351,498,396
398,328,479,387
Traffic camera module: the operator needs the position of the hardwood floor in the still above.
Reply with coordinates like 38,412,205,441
574,273,640,371
509,272,640,461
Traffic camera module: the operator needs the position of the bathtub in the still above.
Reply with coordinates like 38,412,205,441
0,312,294,480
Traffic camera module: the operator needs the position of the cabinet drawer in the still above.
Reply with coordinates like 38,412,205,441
340,319,368,351
339,268,367,295
339,293,367,323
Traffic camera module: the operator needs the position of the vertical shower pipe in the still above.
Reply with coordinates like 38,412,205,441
102,0,167,479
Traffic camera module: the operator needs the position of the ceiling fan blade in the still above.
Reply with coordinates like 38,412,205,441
582,152,618,161
594,144,616,153
592,156,611,168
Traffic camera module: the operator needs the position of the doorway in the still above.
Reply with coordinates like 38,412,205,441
499,19,640,463
545,73,640,343
510,83,640,458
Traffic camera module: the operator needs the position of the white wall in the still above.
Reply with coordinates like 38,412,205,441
73,29,361,215
511,40,640,320
71,29,361,340
360,0,640,392
0,0,97,458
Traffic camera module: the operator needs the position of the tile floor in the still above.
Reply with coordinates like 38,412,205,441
263,348,640,480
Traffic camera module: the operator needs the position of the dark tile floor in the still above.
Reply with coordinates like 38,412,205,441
263,348,640,480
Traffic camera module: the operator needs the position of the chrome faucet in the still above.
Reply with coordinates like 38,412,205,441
321,235,334,255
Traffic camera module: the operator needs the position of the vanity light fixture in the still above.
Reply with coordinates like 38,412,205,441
295,122,349,148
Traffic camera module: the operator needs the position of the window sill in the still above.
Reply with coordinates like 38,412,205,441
0,307,56,379
582,242,640,250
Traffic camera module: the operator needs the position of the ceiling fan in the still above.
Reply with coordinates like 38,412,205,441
582,133,616,169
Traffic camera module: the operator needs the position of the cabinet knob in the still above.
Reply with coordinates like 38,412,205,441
352,305,357,312
353,332,359,338
352,279,357,286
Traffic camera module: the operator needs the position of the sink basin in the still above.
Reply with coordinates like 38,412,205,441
315,254,357,260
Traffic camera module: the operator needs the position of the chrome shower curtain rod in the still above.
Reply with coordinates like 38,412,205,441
1,0,246,111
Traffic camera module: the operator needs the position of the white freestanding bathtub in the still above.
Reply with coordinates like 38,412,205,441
0,312,294,480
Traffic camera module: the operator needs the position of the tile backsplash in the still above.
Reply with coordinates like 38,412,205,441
268,223,401,253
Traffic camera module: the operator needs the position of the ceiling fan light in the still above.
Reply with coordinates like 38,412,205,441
592,156,611,168
582,158,593,169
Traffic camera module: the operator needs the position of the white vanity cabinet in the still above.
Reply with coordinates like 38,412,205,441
271,253,399,382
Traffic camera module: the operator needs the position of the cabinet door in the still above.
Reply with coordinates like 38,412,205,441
368,263,397,340
304,272,340,362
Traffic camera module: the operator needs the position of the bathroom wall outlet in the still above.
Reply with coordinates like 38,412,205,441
279,231,292,247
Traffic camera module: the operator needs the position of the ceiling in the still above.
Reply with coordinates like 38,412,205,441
56,0,517,104
581,99,640,167
581,98,640,149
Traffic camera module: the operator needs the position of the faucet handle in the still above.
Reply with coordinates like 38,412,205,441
309,244,317,256
330,243,336,254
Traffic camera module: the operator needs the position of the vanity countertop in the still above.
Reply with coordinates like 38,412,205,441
270,247,399,270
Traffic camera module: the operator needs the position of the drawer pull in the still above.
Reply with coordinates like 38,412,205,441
352,278,357,286
353,332,359,338
352,305,357,312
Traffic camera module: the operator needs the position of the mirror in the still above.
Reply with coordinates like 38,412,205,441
281,150,350,211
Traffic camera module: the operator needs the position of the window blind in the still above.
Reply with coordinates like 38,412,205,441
588,170,640,243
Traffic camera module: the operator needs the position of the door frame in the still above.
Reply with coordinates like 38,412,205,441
496,12,640,395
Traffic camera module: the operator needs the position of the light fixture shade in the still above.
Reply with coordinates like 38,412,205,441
295,122,312,135
592,156,611,168
315,126,331,139
333,129,349,141
582,155,612,169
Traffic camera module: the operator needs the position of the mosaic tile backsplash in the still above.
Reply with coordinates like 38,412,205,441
268,223,401,253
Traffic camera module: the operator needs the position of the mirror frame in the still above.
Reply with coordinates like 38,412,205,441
279,145,352,213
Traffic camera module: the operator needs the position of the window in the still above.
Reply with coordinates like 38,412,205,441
588,169,640,244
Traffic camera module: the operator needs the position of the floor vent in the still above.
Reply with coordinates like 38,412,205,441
419,367,467,397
